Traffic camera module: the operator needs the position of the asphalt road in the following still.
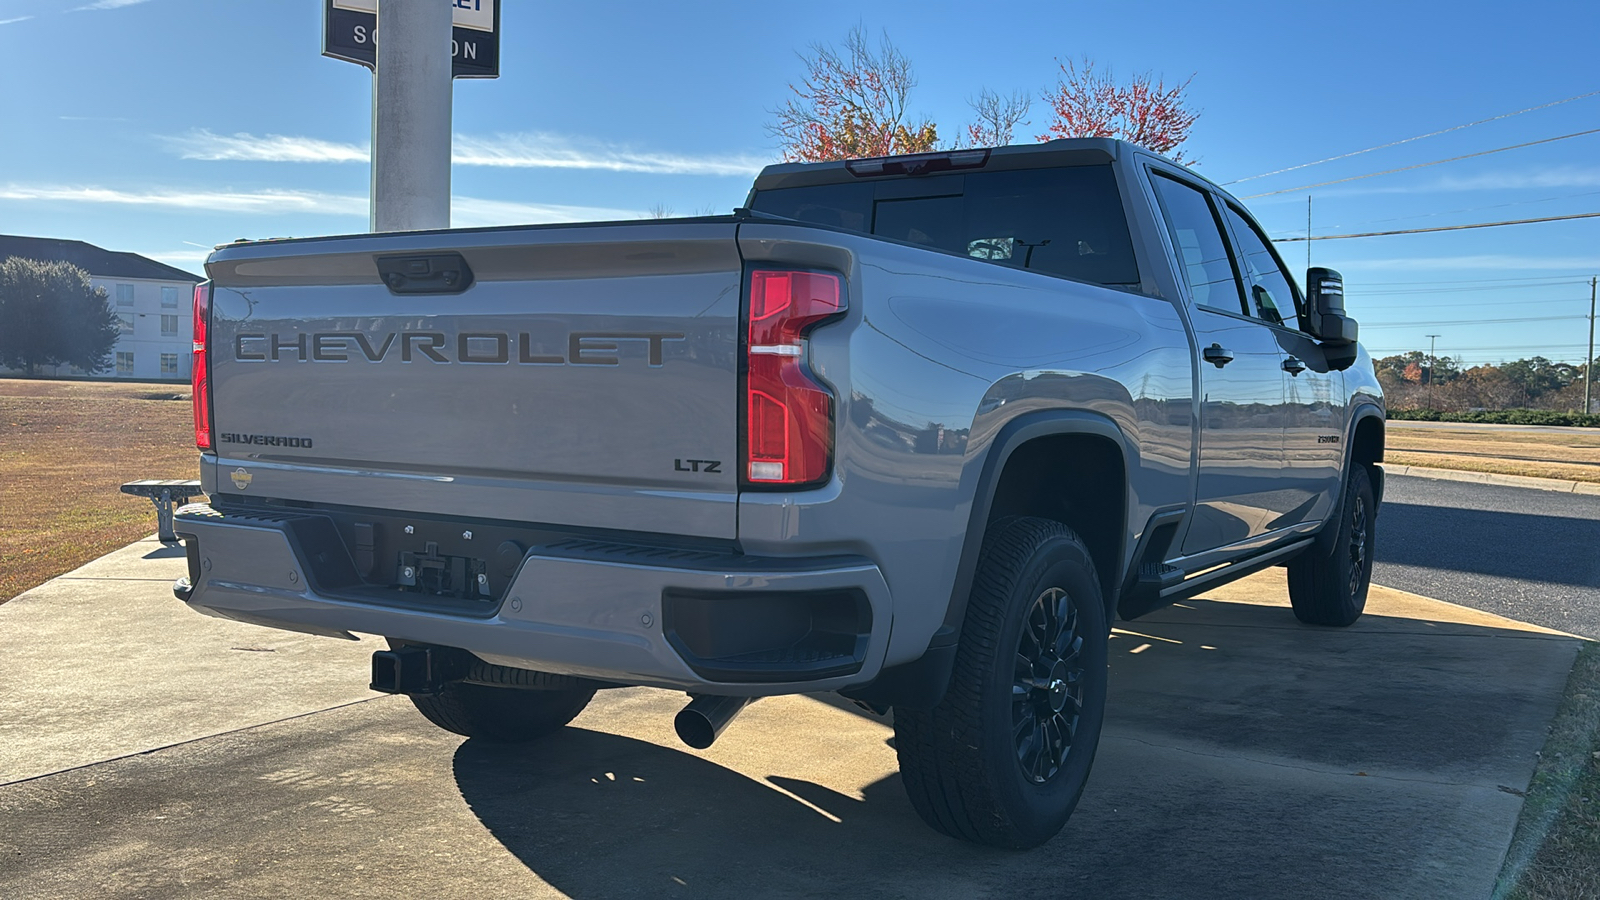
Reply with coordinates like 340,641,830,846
1373,473,1600,639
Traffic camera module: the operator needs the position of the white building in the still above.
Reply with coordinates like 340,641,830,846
1,235,202,380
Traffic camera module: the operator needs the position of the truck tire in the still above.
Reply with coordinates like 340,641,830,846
408,682,596,743
893,516,1109,848
1287,464,1376,627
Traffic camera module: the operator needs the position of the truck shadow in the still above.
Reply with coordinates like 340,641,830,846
1376,500,1600,587
450,597,1577,899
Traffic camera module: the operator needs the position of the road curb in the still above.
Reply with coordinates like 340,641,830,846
1382,464,1600,495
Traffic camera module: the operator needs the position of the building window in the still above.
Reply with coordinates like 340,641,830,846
118,313,135,334
160,353,179,375
116,284,135,307
161,286,181,308
116,352,134,375
160,314,180,335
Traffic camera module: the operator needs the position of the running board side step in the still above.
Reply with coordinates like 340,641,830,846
1119,533,1316,621
1160,538,1315,606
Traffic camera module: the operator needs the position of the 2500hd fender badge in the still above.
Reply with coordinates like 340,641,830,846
234,331,687,367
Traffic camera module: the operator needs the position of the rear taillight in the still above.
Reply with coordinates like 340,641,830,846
192,282,212,450
743,269,844,487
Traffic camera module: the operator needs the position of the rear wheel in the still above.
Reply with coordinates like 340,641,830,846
1287,464,1376,627
893,517,1109,848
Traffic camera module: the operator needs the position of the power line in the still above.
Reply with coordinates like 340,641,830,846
1356,275,1593,286
1268,189,1600,238
1273,210,1600,241
1241,128,1600,199
1358,284,1591,296
1223,89,1600,185
1362,315,1590,328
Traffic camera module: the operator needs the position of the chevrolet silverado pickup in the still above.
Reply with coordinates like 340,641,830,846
172,138,1384,848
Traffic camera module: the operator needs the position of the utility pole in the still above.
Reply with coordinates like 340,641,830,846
1586,276,1596,415
371,0,453,232
1426,334,1441,410
1306,195,1312,271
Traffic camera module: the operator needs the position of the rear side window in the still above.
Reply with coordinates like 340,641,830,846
750,165,1140,287
1148,173,1245,314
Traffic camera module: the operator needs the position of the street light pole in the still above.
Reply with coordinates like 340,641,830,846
1426,334,1441,410
371,0,453,232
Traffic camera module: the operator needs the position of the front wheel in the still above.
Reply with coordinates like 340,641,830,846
1287,464,1377,626
893,517,1109,848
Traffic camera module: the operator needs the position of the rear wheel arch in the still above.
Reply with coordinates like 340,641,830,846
841,410,1134,712
950,411,1133,630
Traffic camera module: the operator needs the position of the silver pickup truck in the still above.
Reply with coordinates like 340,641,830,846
173,138,1384,848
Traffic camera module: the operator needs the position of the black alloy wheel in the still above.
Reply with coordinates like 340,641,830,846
1013,586,1085,784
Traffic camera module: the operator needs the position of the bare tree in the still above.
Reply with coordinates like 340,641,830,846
1037,58,1199,162
963,88,1031,148
769,26,939,162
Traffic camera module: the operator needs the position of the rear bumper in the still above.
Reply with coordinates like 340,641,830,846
172,504,891,696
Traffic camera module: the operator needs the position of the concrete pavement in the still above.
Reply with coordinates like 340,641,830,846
0,535,1585,898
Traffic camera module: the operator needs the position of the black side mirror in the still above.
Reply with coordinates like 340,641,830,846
1305,267,1358,345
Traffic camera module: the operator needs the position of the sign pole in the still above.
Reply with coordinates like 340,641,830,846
371,0,453,232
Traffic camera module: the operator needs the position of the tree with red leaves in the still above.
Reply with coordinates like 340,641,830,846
770,27,939,162
1036,59,1199,162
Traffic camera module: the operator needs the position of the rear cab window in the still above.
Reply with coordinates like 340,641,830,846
748,165,1141,288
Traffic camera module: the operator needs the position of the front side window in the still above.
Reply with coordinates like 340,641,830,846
116,284,134,307
1149,173,1244,313
1223,204,1304,329
115,351,134,374
161,286,180,308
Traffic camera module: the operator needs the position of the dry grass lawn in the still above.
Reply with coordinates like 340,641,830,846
1499,642,1600,899
1387,427,1600,484
0,378,201,604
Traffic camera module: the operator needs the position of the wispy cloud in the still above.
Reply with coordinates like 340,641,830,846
451,197,639,228
1252,167,1600,206
0,182,641,225
73,0,152,10
171,130,368,164
451,133,769,176
169,129,769,176
0,184,368,216
0,16,34,25
1430,167,1600,191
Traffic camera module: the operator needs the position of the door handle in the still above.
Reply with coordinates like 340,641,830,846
1202,343,1234,368
1282,356,1307,375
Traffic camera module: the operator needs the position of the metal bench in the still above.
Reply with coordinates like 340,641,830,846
121,480,203,543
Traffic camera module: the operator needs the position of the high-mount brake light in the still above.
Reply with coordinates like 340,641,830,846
743,270,844,486
845,148,990,178
191,282,213,450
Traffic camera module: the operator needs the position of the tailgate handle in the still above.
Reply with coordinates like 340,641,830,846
376,253,474,295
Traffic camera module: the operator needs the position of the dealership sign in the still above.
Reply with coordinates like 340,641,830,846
323,0,500,79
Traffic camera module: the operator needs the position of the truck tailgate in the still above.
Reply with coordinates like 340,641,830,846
204,221,743,539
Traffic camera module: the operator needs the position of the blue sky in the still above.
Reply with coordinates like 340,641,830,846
2,0,1597,366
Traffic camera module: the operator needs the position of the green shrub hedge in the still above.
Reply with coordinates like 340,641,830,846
1388,408,1600,427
